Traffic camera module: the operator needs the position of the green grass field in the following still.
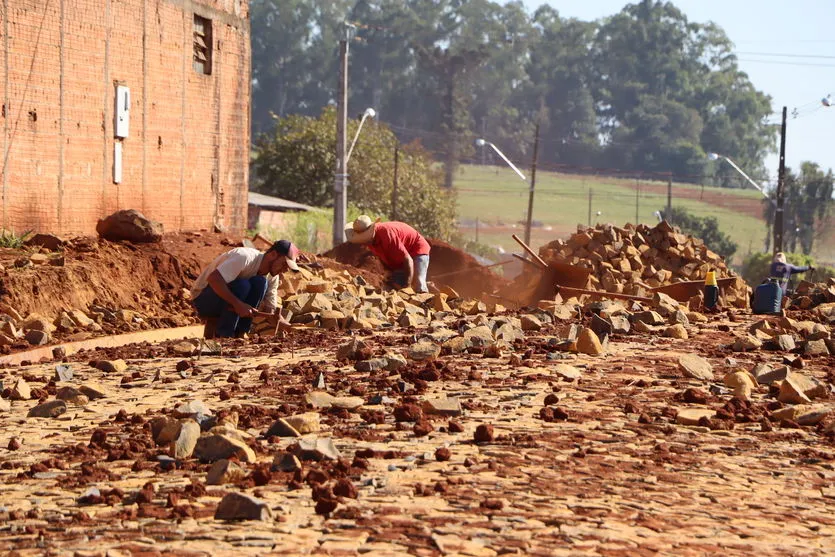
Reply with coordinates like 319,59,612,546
454,165,769,266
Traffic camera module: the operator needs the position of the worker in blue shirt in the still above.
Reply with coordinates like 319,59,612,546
770,252,813,293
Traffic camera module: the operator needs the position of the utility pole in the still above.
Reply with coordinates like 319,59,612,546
524,122,540,246
773,106,787,254
666,173,672,223
635,178,640,225
391,145,399,221
332,28,351,247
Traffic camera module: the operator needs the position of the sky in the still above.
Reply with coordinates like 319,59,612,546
523,0,835,183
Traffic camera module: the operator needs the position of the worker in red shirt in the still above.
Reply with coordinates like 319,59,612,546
345,215,431,293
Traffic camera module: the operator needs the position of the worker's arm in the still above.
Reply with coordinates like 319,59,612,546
788,264,812,275
402,254,415,289
206,270,253,317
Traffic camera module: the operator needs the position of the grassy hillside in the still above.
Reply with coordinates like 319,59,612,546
454,164,769,266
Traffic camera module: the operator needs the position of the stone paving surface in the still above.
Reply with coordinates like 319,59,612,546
1,309,834,556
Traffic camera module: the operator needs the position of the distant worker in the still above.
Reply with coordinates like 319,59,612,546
190,240,300,337
770,252,814,293
345,215,431,293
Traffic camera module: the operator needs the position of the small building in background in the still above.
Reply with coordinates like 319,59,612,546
247,191,319,231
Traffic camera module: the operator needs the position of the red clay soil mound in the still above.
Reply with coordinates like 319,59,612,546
0,232,238,325
322,243,388,277
322,240,508,299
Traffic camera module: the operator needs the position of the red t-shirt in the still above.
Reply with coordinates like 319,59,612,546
368,222,431,269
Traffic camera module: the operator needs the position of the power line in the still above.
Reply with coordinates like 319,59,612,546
737,58,835,68
736,51,835,60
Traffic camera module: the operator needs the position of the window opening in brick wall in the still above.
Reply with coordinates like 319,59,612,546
193,14,212,75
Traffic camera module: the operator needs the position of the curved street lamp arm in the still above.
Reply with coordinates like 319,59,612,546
486,142,526,182
718,155,769,198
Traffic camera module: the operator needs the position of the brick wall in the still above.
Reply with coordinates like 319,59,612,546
0,0,250,236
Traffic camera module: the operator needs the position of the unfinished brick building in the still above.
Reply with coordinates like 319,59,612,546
0,0,251,236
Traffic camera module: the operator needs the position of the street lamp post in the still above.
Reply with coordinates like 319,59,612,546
708,151,777,254
475,138,533,243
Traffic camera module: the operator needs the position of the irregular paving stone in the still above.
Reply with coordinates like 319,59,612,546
54,365,73,382
609,315,631,334
25,329,50,346
632,311,665,326
384,353,407,371
206,459,247,485
194,434,256,463
214,492,272,521
79,383,109,400
732,335,763,352
576,328,604,356
336,339,367,361
293,438,341,461
771,405,832,426
804,339,830,356
10,378,31,400
664,324,688,340
442,336,470,354
96,360,128,374
354,358,388,372
724,371,757,401
669,310,690,326
173,399,212,418
306,392,335,409
771,335,796,352
265,418,301,438
676,408,715,426
27,400,68,418
55,387,89,406
778,376,813,405
754,364,789,385
151,417,184,445
331,396,364,410
520,314,542,332
171,341,199,356
551,364,581,380
678,354,714,381
422,397,462,417
0,398,10,412
463,326,495,347
283,412,320,434
312,372,326,389
272,453,302,473
408,341,441,361
173,420,201,459
590,314,613,339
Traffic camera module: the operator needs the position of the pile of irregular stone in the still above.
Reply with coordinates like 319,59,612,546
253,266,505,335
537,221,750,306
0,302,150,348
788,278,835,316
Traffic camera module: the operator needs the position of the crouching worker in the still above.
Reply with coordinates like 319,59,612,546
770,252,814,294
345,216,431,293
190,240,300,337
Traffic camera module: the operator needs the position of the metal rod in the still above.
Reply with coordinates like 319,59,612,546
511,233,548,269
512,253,544,270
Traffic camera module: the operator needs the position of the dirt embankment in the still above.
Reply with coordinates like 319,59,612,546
323,240,509,299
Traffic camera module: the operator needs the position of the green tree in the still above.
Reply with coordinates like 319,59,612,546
664,207,738,260
763,162,834,254
252,107,457,239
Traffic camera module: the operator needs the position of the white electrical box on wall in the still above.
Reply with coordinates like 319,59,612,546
114,142,123,184
115,85,130,138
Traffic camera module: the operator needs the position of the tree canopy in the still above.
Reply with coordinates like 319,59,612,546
250,0,778,182
252,107,457,239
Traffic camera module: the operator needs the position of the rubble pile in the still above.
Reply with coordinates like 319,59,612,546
789,278,835,315
536,221,750,306
253,266,507,336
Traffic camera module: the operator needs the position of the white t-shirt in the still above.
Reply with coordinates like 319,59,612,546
190,248,280,311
